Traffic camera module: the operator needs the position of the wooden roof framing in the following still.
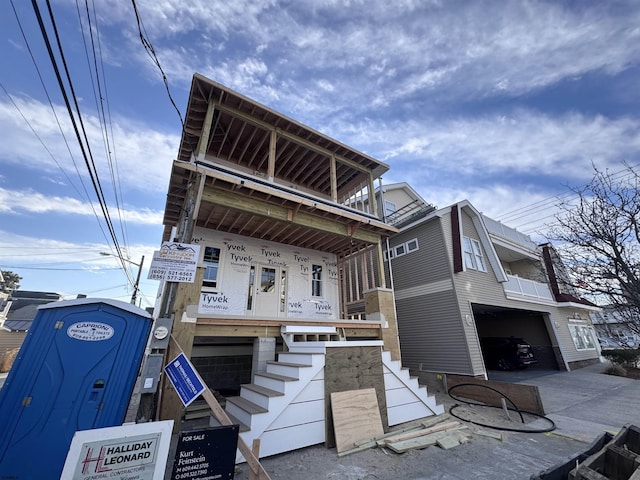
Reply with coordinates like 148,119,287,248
163,74,397,257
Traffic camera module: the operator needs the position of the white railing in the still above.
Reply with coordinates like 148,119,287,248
503,274,554,301
482,215,538,251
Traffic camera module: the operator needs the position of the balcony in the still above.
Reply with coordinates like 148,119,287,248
503,274,554,302
482,215,538,251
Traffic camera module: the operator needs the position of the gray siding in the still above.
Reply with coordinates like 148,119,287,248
387,218,451,290
391,217,474,375
396,289,471,374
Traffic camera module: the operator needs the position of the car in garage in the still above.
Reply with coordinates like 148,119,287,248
480,336,538,371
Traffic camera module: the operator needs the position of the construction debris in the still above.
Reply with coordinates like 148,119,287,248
338,413,476,457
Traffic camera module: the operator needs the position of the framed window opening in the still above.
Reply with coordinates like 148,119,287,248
312,264,323,297
202,246,221,291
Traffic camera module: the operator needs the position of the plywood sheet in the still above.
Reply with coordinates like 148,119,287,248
331,388,384,453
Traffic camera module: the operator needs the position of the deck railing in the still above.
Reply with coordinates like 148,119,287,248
503,274,554,301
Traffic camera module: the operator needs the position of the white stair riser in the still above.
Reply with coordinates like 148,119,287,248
253,375,290,393
277,352,315,365
385,387,427,408
266,362,303,378
225,402,257,427
240,388,279,410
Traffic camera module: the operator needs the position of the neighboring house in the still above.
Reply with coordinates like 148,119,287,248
380,184,601,379
0,290,63,364
156,75,443,458
590,305,640,348
2,290,63,332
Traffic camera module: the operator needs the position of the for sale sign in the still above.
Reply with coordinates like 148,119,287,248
170,426,239,480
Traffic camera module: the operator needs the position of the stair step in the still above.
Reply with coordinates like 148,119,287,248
241,383,284,398
240,383,284,409
226,396,268,415
253,371,298,393
254,371,297,382
276,352,315,365
266,360,308,377
209,411,250,433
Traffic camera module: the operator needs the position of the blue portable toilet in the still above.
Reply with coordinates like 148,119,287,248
0,298,152,479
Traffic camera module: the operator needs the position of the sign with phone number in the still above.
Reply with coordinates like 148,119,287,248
147,244,200,283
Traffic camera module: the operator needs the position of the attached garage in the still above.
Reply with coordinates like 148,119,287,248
472,304,561,370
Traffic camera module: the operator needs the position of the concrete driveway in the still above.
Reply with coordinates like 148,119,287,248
514,361,640,443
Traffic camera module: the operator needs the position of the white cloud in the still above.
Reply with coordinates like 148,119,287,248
0,96,177,195
329,109,640,184
0,187,163,225
68,1,640,113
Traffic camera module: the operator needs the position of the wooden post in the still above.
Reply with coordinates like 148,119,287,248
168,336,272,480
249,439,261,480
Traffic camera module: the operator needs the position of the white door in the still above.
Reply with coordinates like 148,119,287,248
250,265,287,317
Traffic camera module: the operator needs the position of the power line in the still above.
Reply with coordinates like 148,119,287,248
30,0,135,289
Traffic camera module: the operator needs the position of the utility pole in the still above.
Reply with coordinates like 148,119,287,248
130,256,145,305
100,252,145,305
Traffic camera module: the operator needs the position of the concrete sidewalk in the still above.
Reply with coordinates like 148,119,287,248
229,361,640,480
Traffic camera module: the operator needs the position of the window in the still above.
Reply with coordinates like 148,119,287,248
463,236,487,272
202,246,221,289
384,200,397,219
568,324,597,351
384,238,419,261
246,266,255,310
312,264,323,297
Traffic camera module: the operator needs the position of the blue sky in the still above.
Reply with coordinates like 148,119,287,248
1,0,639,308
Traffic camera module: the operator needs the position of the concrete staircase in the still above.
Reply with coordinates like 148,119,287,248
213,326,443,460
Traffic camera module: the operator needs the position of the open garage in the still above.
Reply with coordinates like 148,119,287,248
472,303,562,371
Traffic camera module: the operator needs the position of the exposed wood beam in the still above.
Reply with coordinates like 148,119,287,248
268,129,276,180
201,187,382,244
176,159,396,233
330,155,338,201
196,98,216,159
212,102,371,175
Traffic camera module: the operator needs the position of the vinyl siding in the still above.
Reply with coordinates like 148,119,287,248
386,218,451,291
390,217,475,375
396,289,471,374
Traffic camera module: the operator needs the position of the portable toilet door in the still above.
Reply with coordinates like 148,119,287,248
0,298,153,479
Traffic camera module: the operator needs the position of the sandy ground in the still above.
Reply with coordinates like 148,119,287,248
165,384,586,480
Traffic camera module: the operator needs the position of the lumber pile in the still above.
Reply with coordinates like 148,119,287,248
337,413,473,457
